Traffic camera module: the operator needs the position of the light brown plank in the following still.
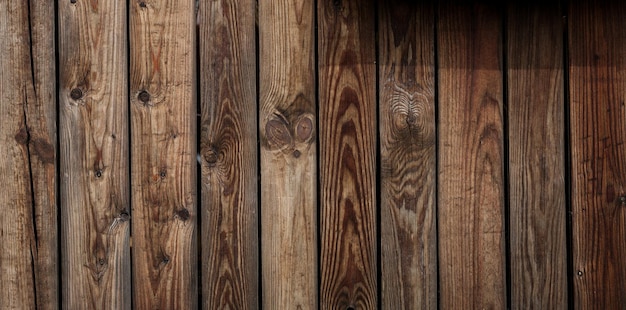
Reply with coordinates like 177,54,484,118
58,0,130,308
437,2,506,309
378,1,437,309
259,0,317,308
130,0,197,308
200,0,258,308
507,2,568,308
318,0,377,308
569,1,626,308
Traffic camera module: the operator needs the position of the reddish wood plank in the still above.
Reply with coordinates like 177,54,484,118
58,0,131,308
318,0,377,308
569,1,626,308
200,0,259,308
437,2,506,309
259,0,318,308
378,1,437,309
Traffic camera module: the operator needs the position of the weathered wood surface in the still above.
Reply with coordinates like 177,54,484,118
1,1,57,308
507,2,568,308
318,0,377,308
129,0,197,308
569,1,626,308
378,1,437,309
200,0,258,309
59,0,130,308
437,2,506,309
259,0,318,308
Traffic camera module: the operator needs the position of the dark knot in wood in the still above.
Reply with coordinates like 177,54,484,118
176,208,190,221
138,90,151,103
265,118,292,149
70,88,83,100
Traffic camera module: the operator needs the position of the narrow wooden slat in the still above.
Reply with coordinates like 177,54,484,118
200,0,258,308
437,2,506,309
259,0,317,308
58,0,130,308
507,2,568,308
378,1,437,309
130,0,197,308
569,1,626,308
318,0,377,308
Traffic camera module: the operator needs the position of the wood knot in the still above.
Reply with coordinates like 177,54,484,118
176,208,190,221
70,88,83,100
15,127,29,145
293,150,301,158
203,146,218,165
137,90,151,104
118,211,130,221
33,138,55,164
265,117,292,149
139,1,146,7
295,114,314,143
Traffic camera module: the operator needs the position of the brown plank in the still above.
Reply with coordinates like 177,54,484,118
130,0,197,308
58,0,130,308
259,0,317,308
507,2,568,308
437,2,506,309
569,1,626,308
378,1,437,309
200,0,258,308
318,0,377,308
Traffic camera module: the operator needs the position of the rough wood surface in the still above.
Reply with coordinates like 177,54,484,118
378,1,437,309
437,2,506,309
507,2,568,308
569,1,626,308
200,0,258,308
318,0,377,308
259,0,317,308
58,0,130,308
130,0,197,308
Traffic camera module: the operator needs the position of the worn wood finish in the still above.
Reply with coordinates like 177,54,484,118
259,0,317,308
130,0,197,308
378,1,437,309
58,0,130,308
318,0,377,308
437,2,506,309
200,0,258,309
569,1,626,308
507,2,568,308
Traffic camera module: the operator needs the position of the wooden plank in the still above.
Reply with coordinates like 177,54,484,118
318,0,377,308
437,2,506,309
259,0,317,308
569,1,626,308
129,0,197,308
507,2,568,308
200,0,258,308
378,1,437,309
58,0,130,308
0,1,57,309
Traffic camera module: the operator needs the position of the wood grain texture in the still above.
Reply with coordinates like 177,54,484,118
569,1,626,308
130,0,197,308
378,1,437,309
318,0,377,308
200,0,258,308
437,2,506,309
507,2,568,308
259,0,317,308
59,0,130,308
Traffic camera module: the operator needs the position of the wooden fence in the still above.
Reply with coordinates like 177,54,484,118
1,0,625,309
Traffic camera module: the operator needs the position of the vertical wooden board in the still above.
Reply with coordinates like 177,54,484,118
569,1,626,308
318,0,377,308
259,0,317,308
199,0,258,308
130,0,197,308
507,2,568,308
437,2,506,309
378,1,437,309
59,0,130,308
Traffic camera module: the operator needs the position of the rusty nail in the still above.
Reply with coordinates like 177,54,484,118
95,169,103,178
619,195,626,205
70,88,83,100
159,170,166,178
577,270,583,276
138,90,150,103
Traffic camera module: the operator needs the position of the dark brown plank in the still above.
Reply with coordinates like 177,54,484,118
129,1,197,308
569,1,626,308
259,0,318,308
507,2,568,308
200,0,259,308
318,0,377,308
378,1,437,309
437,2,506,309
58,0,130,307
